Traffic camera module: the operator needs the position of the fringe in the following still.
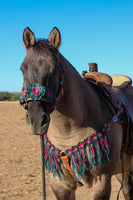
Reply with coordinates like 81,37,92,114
43,128,111,181
44,136,62,180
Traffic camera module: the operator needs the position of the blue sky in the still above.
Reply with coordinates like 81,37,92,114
0,0,133,92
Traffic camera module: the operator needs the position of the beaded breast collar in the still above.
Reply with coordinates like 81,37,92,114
43,107,123,181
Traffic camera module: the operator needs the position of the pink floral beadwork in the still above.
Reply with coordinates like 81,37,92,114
50,146,54,150
22,91,26,97
55,150,59,155
47,91,52,97
47,142,50,147
91,135,97,140
102,128,106,132
79,143,84,148
67,150,72,155
73,147,78,151
32,88,40,95
97,131,102,136
85,139,90,144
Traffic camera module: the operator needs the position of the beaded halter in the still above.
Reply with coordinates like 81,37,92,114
19,83,61,112
20,83,57,104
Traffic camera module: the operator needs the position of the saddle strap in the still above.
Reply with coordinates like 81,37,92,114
105,106,124,130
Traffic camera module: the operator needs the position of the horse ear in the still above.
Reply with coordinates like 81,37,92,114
23,27,36,52
48,27,61,50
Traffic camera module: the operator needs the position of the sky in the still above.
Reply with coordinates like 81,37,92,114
0,0,133,92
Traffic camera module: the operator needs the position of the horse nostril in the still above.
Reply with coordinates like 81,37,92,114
25,112,31,124
41,114,48,127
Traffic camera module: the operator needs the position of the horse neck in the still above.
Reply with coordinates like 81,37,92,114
48,55,112,150
57,54,106,126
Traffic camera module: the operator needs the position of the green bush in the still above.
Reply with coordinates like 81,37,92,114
0,92,20,101
9,93,20,101
0,92,11,101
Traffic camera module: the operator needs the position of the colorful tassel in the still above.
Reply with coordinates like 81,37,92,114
43,126,111,181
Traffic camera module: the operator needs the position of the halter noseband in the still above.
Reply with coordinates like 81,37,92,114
19,83,62,111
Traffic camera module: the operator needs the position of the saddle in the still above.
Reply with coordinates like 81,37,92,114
83,72,133,114
83,72,132,88
82,71,133,156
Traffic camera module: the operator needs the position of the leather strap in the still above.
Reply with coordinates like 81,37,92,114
60,152,74,178
105,107,124,130
60,152,82,187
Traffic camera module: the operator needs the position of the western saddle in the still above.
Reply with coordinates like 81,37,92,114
82,63,133,176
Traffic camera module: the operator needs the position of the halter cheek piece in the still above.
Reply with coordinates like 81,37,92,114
19,83,60,112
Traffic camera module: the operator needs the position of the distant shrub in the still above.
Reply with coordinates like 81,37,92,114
0,92,20,101
0,92,11,101
9,93,20,101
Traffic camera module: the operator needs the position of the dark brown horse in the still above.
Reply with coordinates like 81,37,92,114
20,27,133,200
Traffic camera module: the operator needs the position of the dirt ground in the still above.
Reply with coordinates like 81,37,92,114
0,102,125,200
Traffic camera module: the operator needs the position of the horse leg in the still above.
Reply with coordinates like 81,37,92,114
92,174,111,200
116,171,133,200
49,175,76,200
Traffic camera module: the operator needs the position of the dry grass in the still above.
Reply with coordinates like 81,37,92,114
0,102,124,199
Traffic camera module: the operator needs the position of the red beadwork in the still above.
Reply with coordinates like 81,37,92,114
32,88,40,94
22,91,26,97
47,91,52,97
67,150,72,155
73,147,78,151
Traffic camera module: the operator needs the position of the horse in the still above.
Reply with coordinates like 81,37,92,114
19,27,133,200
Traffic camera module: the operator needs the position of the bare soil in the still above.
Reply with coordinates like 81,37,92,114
0,102,124,200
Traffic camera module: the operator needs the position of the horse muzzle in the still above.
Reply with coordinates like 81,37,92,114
25,111,50,135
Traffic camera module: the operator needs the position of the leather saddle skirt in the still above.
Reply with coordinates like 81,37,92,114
82,72,133,155
83,72,133,122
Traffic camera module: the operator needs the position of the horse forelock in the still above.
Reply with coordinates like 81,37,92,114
33,39,59,61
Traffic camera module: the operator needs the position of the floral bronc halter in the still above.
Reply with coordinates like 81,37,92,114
19,83,57,107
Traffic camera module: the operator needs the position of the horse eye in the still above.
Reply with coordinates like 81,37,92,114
23,102,28,110
20,65,24,74
21,68,24,74
20,63,27,73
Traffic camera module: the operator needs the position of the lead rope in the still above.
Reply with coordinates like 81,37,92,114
40,135,46,200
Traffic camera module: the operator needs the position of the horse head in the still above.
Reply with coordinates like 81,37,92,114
20,27,63,135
